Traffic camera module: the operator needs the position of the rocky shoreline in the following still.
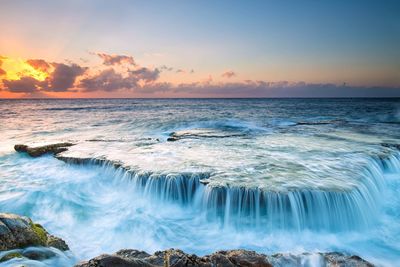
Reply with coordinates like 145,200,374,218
0,213,374,266
74,248,373,267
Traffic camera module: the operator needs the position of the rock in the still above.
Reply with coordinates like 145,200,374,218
166,128,245,142
75,249,374,267
47,234,69,251
268,252,374,267
323,252,374,267
14,142,75,157
0,213,69,251
0,251,23,262
21,247,57,261
74,254,152,267
381,143,400,150
206,249,272,267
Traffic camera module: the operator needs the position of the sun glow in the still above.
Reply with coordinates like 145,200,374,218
1,57,49,81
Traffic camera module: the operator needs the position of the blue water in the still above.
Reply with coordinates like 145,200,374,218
0,98,399,266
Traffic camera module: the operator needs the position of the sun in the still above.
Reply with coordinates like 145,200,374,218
1,57,49,81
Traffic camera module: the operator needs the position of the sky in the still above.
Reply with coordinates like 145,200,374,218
0,0,399,98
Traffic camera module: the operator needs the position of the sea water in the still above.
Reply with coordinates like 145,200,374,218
0,98,399,266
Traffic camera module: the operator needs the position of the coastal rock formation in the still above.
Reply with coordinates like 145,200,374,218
0,213,69,251
14,143,75,157
74,248,373,267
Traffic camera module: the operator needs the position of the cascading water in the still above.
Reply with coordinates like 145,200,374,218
58,151,394,232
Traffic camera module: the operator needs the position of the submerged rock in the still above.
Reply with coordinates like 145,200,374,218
167,128,245,142
74,248,373,267
0,213,69,251
14,142,75,157
381,143,400,150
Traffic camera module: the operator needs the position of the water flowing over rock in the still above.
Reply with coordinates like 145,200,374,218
13,142,400,232
14,143,75,157
54,152,400,232
74,249,373,267
0,213,69,251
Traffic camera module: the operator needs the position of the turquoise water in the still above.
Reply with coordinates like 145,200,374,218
0,98,399,266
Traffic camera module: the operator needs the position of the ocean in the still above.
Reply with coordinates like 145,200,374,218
0,98,399,266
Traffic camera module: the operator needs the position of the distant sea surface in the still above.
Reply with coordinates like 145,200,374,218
0,98,399,266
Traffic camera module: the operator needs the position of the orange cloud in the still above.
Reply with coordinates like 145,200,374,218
1,57,49,81
222,70,236,78
1,53,399,98
1,57,86,94
0,56,6,75
26,59,51,72
95,52,136,66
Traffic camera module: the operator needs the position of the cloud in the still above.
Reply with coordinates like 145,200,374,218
95,53,136,66
129,67,159,82
27,59,51,72
2,76,41,93
79,68,135,92
1,53,399,97
44,63,87,92
160,65,173,71
131,80,399,97
79,67,159,92
2,60,86,93
0,57,5,76
222,70,236,78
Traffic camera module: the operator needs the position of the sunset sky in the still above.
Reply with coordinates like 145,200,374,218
0,0,399,98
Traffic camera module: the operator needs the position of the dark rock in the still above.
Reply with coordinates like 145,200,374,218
206,249,272,267
75,254,152,267
0,213,69,251
47,234,69,251
14,142,75,157
21,247,57,260
381,143,400,150
75,249,374,267
295,119,345,126
323,252,374,267
0,251,24,262
166,129,245,142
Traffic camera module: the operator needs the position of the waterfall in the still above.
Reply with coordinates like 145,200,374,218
57,151,400,232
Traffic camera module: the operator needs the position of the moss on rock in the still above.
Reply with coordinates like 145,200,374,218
0,251,24,262
29,222,48,246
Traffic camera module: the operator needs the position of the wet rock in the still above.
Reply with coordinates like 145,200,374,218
268,252,374,267
206,249,272,267
323,252,374,267
75,249,374,267
0,251,23,262
381,143,400,150
0,213,69,251
294,119,345,126
75,254,152,267
14,142,75,157
47,234,69,251
21,247,57,260
167,128,245,142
